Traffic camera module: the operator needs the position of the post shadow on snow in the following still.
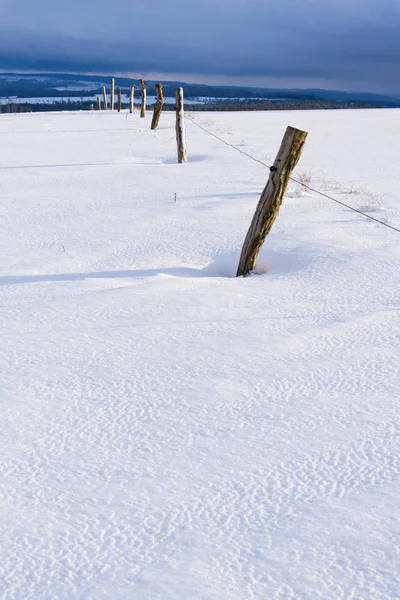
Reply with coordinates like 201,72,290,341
0,162,117,171
0,267,202,286
163,155,210,165
1,155,211,171
203,248,307,277
182,191,260,201
0,128,137,136
0,159,159,171
0,249,308,287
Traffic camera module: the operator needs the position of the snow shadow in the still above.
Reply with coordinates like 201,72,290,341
0,249,308,287
203,248,308,278
0,267,203,287
163,155,210,165
0,159,158,171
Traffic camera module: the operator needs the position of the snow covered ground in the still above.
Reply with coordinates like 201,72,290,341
1,107,400,599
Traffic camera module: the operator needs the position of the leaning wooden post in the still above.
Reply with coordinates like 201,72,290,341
151,83,164,130
175,88,187,163
102,86,108,110
236,126,308,277
129,85,135,113
110,78,115,111
97,96,101,110
139,79,146,118
117,87,122,112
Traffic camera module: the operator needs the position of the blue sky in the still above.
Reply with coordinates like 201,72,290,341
1,0,399,93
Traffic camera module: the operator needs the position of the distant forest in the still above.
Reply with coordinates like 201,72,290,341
0,74,398,112
0,99,387,113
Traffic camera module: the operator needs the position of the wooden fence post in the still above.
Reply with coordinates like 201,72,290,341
102,86,108,110
97,96,101,110
110,78,115,111
117,87,122,112
151,83,164,130
139,79,146,118
236,126,308,277
175,88,187,163
90,103,94,111
129,85,135,113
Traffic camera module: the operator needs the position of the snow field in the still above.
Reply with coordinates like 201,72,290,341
1,108,400,599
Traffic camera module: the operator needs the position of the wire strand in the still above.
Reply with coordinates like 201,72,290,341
288,178,400,233
184,114,270,168
184,113,400,235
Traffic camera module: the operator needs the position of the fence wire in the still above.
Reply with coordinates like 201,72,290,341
184,113,400,235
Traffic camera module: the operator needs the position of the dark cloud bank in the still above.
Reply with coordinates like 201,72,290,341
1,0,399,92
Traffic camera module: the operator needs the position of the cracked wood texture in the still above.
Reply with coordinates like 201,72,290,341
102,86,107,110
129,85,135,113
236,126,307,277
175,88,187,163
151,83,164,131
110,78,115,111
139,79,146,118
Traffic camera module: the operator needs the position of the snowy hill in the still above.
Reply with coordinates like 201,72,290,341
1,108,400,599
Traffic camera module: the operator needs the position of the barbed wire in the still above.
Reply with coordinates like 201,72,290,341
184,114,270,168
184,113,400,235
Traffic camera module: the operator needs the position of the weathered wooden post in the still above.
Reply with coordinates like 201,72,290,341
97,96,101,110
236,126,308,277
110,78,115,111
129,85,135,113
102,86,108,110
139,79,146,118
117,87,122,112
151,83,164,130
90,103,94,111
175,88,187,163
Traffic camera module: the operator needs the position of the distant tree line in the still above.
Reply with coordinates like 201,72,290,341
164,99,387,111
0,98,387,114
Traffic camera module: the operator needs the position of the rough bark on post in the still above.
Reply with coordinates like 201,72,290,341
102,86,108,110
117,87,122,112
236,126,308,277
110,78,115,111
97,96,101,110
175,88,187,163
139,79,146,118
151,83,164,130
129,85,135,113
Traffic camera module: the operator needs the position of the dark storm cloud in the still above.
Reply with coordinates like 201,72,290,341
1,0,399,92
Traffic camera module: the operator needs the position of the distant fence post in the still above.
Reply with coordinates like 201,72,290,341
97,96,101,110
102,86,108,110
110,78,115,111
139,79,146,118
175,88,187,163
117,87,122,112
236,126,308,277
129,85,135,113
90,103,94,111
151,83,164,130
